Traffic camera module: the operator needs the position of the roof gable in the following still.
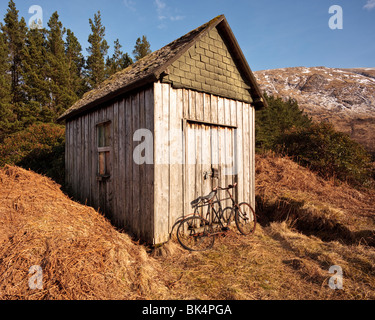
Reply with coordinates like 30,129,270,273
58,15,265,122
161,26,253,104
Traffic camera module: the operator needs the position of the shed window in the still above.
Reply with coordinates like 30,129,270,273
97,121,111,177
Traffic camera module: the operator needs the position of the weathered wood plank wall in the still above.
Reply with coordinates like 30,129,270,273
153,82,255,244
65,86,155,243
66,82,255,245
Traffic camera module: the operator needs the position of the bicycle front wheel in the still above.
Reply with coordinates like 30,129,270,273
235,202,256,235
177,216,215,251
221,207,234,227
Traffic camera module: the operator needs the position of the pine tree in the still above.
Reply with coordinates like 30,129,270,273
119,52,133,69
46,11,75,120
2,0,27,122
0,28,16,140
21,27,50,124
65,29,86,98
106,39,133,77
132,35,151,61
86,11,109,88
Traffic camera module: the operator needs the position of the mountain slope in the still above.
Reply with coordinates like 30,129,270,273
254,67,375,155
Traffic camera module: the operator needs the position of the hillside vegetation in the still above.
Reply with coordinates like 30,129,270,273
1,153,374,300
0,165,169,300
254,67,375,157
256,94,374,187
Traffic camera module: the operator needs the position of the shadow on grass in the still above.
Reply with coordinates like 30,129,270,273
256,195,375,247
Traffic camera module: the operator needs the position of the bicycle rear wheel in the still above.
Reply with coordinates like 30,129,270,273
177,216,215,251
235,202,256,235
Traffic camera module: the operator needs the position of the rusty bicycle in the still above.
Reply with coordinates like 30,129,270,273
176,183,256,251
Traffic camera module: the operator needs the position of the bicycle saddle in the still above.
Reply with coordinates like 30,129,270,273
190,191,216,208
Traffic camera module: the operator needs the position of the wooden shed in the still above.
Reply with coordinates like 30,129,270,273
58,15,266,245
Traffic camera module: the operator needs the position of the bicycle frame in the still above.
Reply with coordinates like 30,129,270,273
176,183,256,251
192,185,238,233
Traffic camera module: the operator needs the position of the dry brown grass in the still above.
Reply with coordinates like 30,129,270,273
1,153,375,300
155,153,375,300
156,224,375,300
255,152,375,243
0,165,169,300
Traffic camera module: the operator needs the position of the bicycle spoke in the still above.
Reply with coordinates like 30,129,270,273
178,184,256,251
177,216,215,251
221,207,234,226
235,203,256,235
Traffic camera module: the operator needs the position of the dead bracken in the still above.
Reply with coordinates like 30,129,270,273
1,154,375,300
0,165,169,300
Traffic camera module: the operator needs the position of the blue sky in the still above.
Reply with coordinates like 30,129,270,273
0,0,374,71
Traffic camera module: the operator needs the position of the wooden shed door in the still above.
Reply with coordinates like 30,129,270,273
184,122,238,215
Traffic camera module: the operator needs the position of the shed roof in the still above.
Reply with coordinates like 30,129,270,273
58,15,266,122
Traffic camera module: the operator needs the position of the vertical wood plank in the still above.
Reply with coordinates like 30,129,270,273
75,118,80,200
112,102,119,224
186,123,196,216
153,82,170,244
89,113,94,208
79,116,84,202
106,106,113,218
145,87,154,243
236,101,244,204
230,99,237,127
195,122,202,202
211,95,218,125
211,125,219,190
189,90,196,120
176,89,185,221
71,120,75,198
183,88,189,119
195,92,203,122
70,120,75,193
98,106,105,214
201,124,211,200
88,114,92,207
66,122,71,189
225,128,232,208
93,110,99,209
224,98,231,126
218,97,224,124
138,90,146,239
162,82,170,241
153,82,162,243
250,105,256,209
125,96,133,229
243,104,250,204
218,126,225,199
118,98,125,228
83,114,89,203
203,93,211,123
132,93,140,238
169,87,183,232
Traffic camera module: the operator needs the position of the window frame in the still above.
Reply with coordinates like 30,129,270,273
96,120,112,181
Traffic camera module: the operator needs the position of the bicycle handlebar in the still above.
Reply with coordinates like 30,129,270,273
191,184,238,208
213,183,237,191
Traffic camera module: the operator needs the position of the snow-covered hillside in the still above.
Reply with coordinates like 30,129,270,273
254,67,375,155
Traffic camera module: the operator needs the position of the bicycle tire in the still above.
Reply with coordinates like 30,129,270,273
235,202,256,235
177,216,215,251
221,207,234,227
